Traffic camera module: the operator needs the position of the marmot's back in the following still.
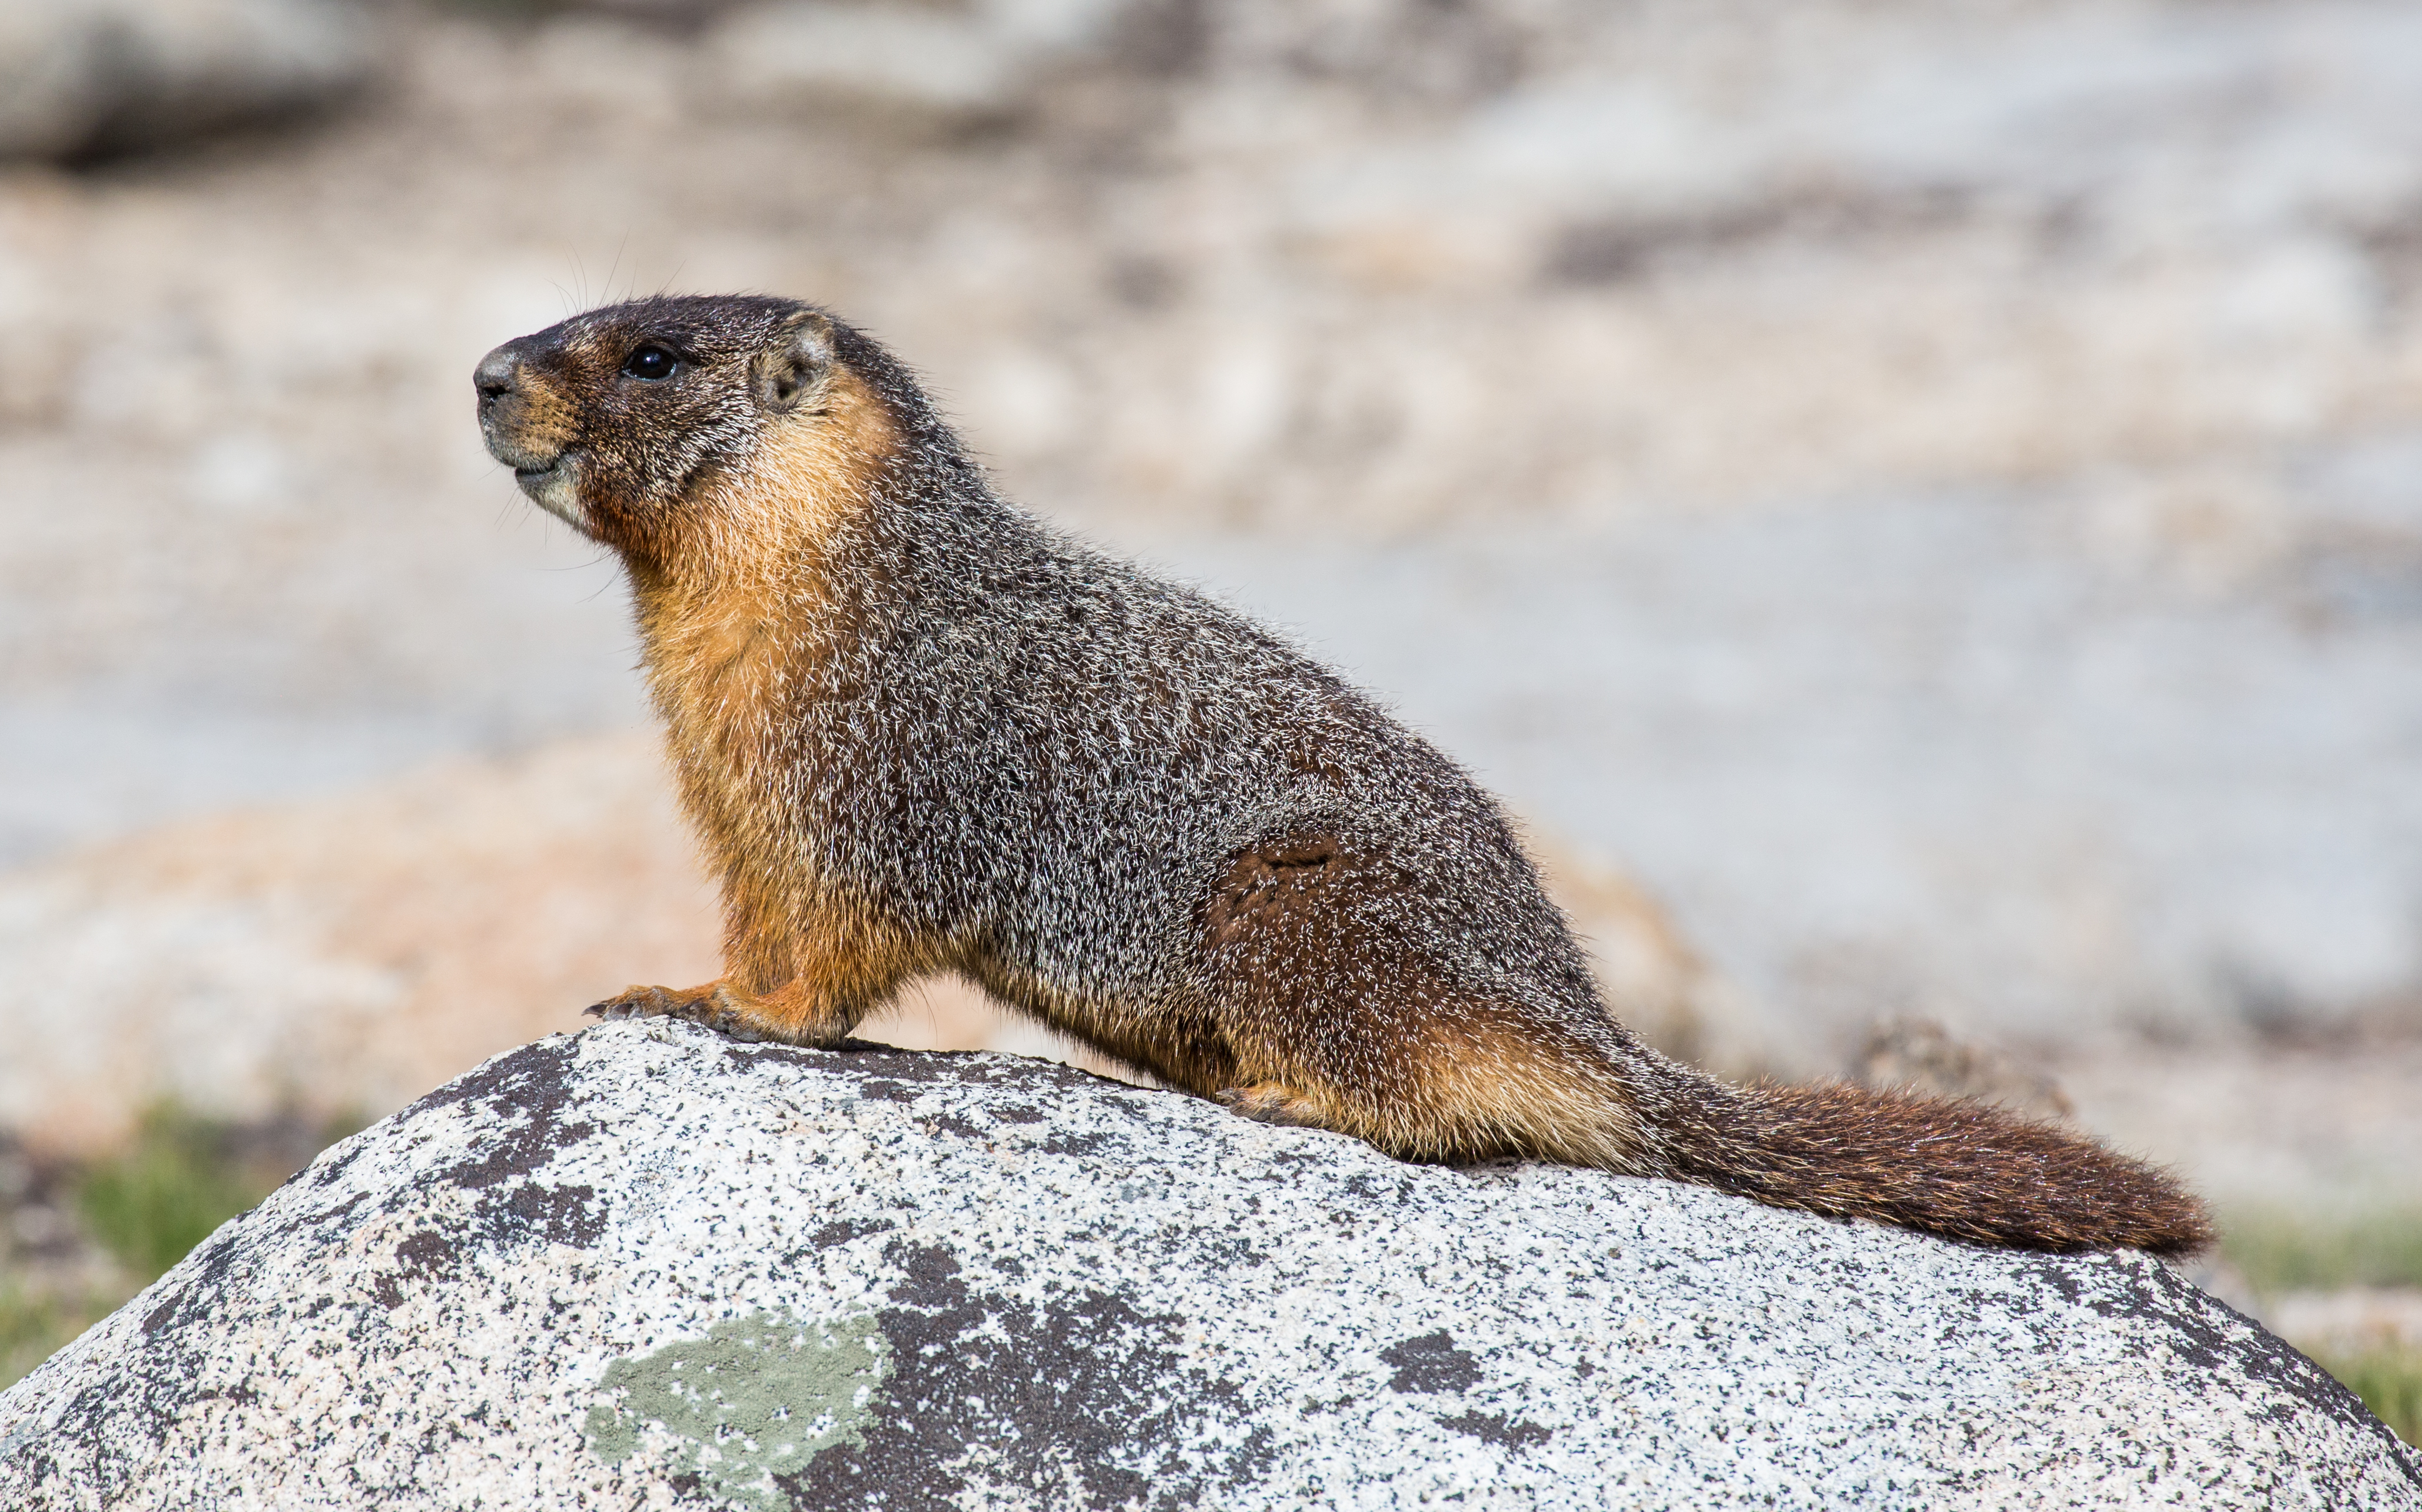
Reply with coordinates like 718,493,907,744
811,512,1580,1021
475,293,2210,1256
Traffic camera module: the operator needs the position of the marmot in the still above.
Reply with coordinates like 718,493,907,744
474,294,2209,1256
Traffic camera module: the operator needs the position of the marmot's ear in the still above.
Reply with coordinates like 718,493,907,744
752,312,837,411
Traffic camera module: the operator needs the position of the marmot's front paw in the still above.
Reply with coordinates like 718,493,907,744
586,983,768,1042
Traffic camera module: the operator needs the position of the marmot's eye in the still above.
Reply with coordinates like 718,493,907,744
622,345,678,381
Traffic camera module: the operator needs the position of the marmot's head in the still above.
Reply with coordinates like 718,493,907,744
475,295,933,567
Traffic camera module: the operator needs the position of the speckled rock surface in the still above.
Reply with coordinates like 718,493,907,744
2,1018,2414,1510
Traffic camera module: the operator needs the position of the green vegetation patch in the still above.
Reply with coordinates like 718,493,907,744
586,1311,890,1509
4,1100,361,1390
2304,1346,2422,1448
75,1110,269,1281
2216,1202,2422,1447
73,1102,360,1284
2220,1204,2422,1295
0,1283,114,1392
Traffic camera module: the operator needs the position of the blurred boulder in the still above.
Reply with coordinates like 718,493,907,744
0,733,717,1154
1852,1016,2076,1124
699,0,1142,127
0,731,1723,1155
517,0,745,28
2,1018,2414,1507
704,4,1025,125
0,0,372,162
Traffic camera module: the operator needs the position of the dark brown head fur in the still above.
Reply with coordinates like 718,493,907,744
475,295,973,580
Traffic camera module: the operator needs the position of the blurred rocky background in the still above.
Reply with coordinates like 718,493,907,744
0,0,2416,1437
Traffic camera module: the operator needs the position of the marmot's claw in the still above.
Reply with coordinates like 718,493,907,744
587,985,679,1021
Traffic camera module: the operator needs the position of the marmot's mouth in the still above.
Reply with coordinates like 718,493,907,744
505,447,570,491
510,453,589,533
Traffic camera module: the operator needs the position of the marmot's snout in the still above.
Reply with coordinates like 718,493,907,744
472,343,519,425
474,342,556,471
474,338,586,529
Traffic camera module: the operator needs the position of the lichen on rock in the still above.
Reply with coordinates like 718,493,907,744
583,1311,887,1510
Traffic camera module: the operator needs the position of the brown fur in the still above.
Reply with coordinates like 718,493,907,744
477,294,2212,1258
1651,1082,2214,1252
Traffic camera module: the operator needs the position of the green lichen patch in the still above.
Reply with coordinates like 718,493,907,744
583,1311,889,1509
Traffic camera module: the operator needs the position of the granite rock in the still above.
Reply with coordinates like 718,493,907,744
1,1016,2414,1509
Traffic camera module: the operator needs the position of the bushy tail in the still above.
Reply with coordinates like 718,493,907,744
1648,1078,2213,1255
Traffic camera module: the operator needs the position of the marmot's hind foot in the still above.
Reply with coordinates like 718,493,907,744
1217,1083,1336,1130
586,982,769,1042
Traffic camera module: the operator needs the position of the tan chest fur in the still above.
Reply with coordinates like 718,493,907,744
626,367,903,995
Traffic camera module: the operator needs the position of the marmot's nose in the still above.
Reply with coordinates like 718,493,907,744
474,343,523,420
